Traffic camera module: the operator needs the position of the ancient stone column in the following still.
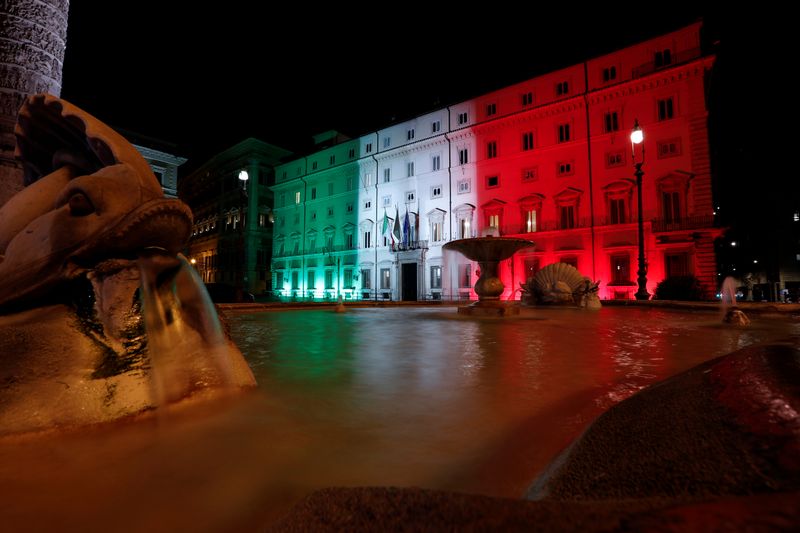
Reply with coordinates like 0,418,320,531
0,0,70,206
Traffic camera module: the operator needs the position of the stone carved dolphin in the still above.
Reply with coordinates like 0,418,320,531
0,95,254,436
0,94,192,309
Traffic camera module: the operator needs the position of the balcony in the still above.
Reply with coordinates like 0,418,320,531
651,215,714,233
391,240,428,252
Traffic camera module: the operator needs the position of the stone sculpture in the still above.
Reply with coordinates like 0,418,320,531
520,262,601,308
0,95,255,436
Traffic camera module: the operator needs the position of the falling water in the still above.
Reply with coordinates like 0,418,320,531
137,250,237,406
720,276,738,312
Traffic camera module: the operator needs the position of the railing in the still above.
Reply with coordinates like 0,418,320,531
632,47,702,78
651,215,714,233
391,240,428,252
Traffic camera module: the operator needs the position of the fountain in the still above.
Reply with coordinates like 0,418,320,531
0,94,254,435
443,236,534,316
720,276,750,325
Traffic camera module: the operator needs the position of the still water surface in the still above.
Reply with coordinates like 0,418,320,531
1,306,797,531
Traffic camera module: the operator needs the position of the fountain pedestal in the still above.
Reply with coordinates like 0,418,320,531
443,237,535,316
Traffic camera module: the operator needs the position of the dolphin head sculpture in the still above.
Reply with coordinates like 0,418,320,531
0,95,192,310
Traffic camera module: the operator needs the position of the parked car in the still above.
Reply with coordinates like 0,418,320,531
204,283,254,303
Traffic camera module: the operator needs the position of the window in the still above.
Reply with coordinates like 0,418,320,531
559,205,576,229
459,148,469,165
295,191,301,204
307,271,315,291
522,131,534,151
407,129,415,141
366,142,373,153
459,217,471,238
346,233,354,249
457,179,470,194
406,191,415,203
486,141,497,159
361,269,371,289
606,151,624,167
522,92,533,106
346,202,353,213
609,198,626,224
308,235,316,251
604,111,619,132
488,213,500,228
325,235,334,251
293,213,299,225
557,162,573,176
654,49,672,68
280,193,286,207
325,270,334,289
602,66,617,82
665,252,690,277
524,208,537,232
311,187,317,200
430,266,442,289
432,155,441,171
348,148,355,158
432,120,441,133
611,254,631,284
363,231,371,248
380,268,391,289
658,97,674,120
346,177,354,190
662,191,681,223
258,213,266,227
431,185,442,198
291,272,299,290
344,269,353,288
312,161,318,170
556,81,569,96
327,206,334,217
329,155,335,165
282,170,287,179
383,137,391,148
657,138,682,158
522,167,538,182
431,220,443,241
486,175,499,188
486,103,496,116
275,271,284,290
363,173,373,187
458,264,471,288
458,112,468,125
310,211,317,220
558,123,571,143
407,161,415,177
383,168,391,183
382,195,391,207
328,182,334,195
364,200,372,210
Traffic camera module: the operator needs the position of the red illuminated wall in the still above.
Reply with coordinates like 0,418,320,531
463,22,718,300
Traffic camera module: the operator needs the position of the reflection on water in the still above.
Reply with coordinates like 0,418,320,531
1,307,798,530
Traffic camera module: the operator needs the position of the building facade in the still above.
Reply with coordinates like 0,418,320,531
272,22,719,301
133,143,186,198
181,138,291,294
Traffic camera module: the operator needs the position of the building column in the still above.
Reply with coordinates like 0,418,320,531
0,0,69,206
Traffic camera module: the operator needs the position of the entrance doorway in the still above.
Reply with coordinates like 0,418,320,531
401,263,417,301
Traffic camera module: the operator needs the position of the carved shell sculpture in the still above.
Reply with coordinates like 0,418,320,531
521,262,587,305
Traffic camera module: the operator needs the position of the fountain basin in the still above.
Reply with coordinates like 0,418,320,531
443,237,534,316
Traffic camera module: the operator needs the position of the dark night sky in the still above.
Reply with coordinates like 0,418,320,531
60,3,738,173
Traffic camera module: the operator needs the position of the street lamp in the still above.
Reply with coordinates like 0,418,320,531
631,118,649,300
238,169,249,292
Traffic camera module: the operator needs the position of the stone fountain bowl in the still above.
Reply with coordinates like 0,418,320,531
442,237,535,262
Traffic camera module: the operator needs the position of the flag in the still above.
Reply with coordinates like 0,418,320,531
414,200,420,242
403,209,410,247
382,209,389,237
392,205,402,244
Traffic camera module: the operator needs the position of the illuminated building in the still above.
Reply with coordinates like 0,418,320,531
272,22,718,301
181,138,291,294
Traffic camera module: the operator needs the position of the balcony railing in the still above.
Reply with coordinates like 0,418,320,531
651,215,714,233
391,240,428,252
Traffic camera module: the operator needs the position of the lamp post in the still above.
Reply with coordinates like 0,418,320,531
631,119,649,300
238,170,248,293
